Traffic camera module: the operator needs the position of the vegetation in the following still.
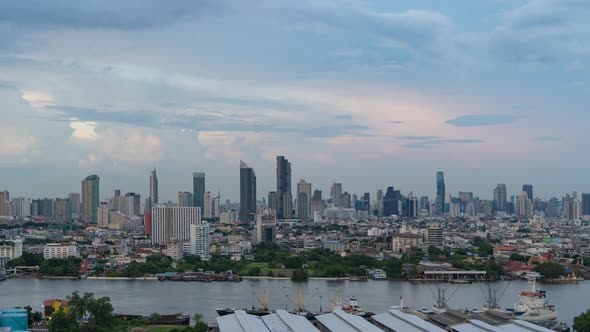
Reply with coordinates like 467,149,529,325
574,309,590,332
6,252,44,268
534,262,565,279
40,257,83,277
291,269,309,281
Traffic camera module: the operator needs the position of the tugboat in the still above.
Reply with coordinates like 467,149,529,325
512,273,557,321
331,288,374,318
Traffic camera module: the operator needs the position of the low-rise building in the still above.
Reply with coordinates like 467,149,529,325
43,243,79,259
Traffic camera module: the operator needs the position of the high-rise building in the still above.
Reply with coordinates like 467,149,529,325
341,192,351,209
124,192,141,216
428,225,443,248
212,194,221,218
0,191,11,217
310,190,324,216
297,179,312,219
203,191,212,219
150,169,159,206
419,196,429,212
190,223,210,260
82,175,100,224
178,192,194,207
435,171,445,214
268,191,277,211
151,207,201,245
239,161,257,223
68,193,81,219
97,202,110,228
406,195,418,218
11,197,31,218
565,197,580,221
331,182,343,207
383,186,399,217
582,193,590,216
193,172,206,213
522,184,533,204
518,192,533,218
255,208,277,244
493,184,507,214
276,156,292,219
55,198,72,223
376,190,384,217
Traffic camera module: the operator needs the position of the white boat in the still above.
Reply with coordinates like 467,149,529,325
512,273,557,321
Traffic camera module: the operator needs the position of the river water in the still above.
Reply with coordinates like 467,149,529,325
1,279,588,325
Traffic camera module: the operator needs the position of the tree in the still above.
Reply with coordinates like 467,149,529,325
47,308,71,332
534,262,565,279
575,309,590,332
193,313,208,332
291,269,309,281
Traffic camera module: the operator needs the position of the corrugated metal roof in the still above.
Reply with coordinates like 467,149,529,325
372,309,447,332
217,310,270,332
261,310,320,332
452,319,505,332
316,309,384,332
499,320,555,332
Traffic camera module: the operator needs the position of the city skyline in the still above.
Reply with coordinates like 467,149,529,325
0,1,589,201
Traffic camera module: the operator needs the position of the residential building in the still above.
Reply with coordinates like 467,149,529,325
82,175,100,224
190,223,210,260
43,243,79,259
518,192,533,218
376,189,384,217
341,192,351,209
204,191,212,218
0,191,11,217
493,184,507,214
0,239,23,260
330,182,343,207
255,208,277,244
151,206,201,245
427,225,443,248
392,233,422,253
68,193,81,219
523,184,533,203
97,202,110,228
178,192,194,207
297,179,312,219
267,191,277,211
582,193,590,216
310,190,325,216
11,197,31,218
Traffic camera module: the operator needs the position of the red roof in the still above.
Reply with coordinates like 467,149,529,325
43,299,68,306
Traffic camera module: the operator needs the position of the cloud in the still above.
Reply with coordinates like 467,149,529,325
0,129,38,158
384,120,405,124
535,136,561,142
446,115,519,127
20,90,54,108
396,136,484,149
0,0,220,30
70,120,99,141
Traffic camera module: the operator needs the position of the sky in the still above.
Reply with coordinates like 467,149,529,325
0,0,589,202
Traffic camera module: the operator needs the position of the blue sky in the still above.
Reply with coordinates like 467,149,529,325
0,0,588,201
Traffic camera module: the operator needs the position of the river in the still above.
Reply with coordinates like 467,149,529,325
1,279,588,325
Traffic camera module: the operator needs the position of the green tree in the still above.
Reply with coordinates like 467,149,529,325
574,309,590,332
291,269,309,281
193,313,208,332
47,308,71,332
534,262,565,279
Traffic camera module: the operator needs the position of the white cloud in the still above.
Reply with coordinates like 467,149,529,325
20,89,54,108
0,129,37,158
70,120,99,141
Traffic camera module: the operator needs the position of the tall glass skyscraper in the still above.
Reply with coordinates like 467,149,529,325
193,172,206,214
239,161,257,222
435,171,445,215
276,156,292,219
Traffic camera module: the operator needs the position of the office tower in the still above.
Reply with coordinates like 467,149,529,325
383,186,398,216
150,169,159,206
296,179,312,219
178,192,194,207
82,175,100,224
276,156,292,219
193,172,206,213
203,191,212,219
268,191,277,211
239,161,257,223
361,193,370,212
114,190,121,197
493,184,507,214
151,206,201,245
523,184,533,203
582,193,590,216
124,192,141,216
341,192,351,209
97,202,109,228
68,193,81,219
480,200,493,216
0,191,11,217
518,192,533,218
407,195,418,218
435,171,445,214
376,190,384,217
255,208,277,244
190,223,210,260
212,195,221,218
330,182,343,207
11,197,31,218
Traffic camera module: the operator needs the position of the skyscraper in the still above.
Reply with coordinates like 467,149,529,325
493,184,507,214
276,156,292,219
383,186,397,217
523,184,533,203
150,169,159,206
81,175,99,224
310,190,324,216
193,172,206,213
518,192,533,218
239,161,257,223
151,206,201,245
203,191,212,218
178,192,194,207
341,192,352,209
435,171,445,214
582,193,590,216
331,182,343,207
376,189,384,217
297,179,312,219
267,191,277,211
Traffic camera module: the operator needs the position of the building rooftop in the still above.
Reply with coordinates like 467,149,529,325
316,309,383,332
372,309,446,332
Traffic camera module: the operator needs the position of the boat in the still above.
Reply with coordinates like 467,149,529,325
216,288,271,317
331,288,374,318
511,273,557,321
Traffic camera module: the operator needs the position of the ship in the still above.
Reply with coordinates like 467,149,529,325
216,288,271,317
330,288,374,318
511,273,558,321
